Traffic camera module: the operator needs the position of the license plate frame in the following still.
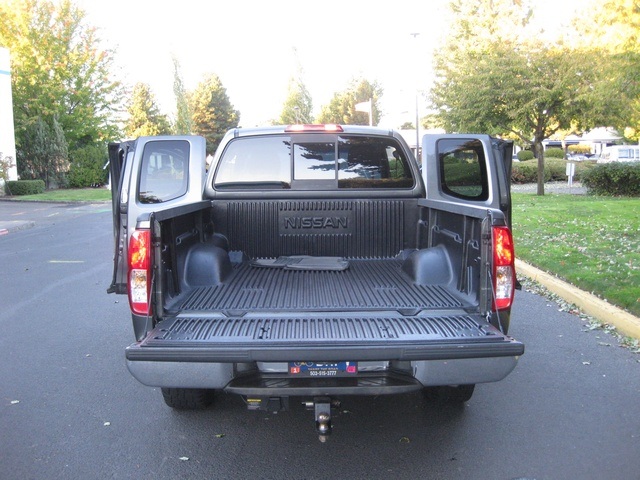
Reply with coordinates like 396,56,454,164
288,361,357,377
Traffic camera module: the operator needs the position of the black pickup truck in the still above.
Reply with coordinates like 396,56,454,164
108,124,523,436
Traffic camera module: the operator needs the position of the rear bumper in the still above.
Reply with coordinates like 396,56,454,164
126,356,519,392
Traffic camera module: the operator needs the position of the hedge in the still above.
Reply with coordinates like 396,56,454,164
581,163,640,196
511,158,594,184
5,179,46,195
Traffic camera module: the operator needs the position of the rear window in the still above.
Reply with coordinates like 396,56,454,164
438,138,488,201
138,140,189,203
214,134,414,189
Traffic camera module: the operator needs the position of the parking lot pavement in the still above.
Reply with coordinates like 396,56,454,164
0,200,110,235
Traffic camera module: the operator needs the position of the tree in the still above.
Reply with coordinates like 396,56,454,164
279,76,313,125
124,83,171,138
317,78,383,125
572,0,640,142
67,143,108,188
429,0,621,195
190,73,239,154
172,56,192,135
18,116,69,188
0,0,123,155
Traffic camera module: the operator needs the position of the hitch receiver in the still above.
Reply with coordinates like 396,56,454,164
305,397,339,441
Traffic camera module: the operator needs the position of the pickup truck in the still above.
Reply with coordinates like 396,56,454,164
108,124,524,437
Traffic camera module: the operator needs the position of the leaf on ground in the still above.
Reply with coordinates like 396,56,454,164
215,434,225,438
399,437,410,443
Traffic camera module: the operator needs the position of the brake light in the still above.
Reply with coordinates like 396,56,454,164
285,124,344,133
492,226,515,310
128,229,152,316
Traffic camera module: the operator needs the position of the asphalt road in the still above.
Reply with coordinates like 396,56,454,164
0,201,638,480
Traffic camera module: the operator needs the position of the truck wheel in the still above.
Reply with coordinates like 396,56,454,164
423,384,475,404
161,388,215,409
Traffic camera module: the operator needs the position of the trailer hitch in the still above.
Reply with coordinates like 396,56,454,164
304,397,340,442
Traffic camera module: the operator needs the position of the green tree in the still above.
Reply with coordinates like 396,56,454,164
124,83,171,138
317,78,383,125
430,0,620,195
18,116,69,188
190,73,239,154
0,0,123,153
67,143,108,188
279,76,313,125
573,0,640,142
172,56,192,135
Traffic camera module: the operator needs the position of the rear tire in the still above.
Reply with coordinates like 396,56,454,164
423,384,475,404
161,388,215,409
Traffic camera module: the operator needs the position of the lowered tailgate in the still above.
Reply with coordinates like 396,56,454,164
126,313,523,363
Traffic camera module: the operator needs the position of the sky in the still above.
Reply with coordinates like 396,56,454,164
75,0,586,129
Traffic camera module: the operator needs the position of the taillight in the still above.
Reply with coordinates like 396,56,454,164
493,226,515,310
128,229,152,316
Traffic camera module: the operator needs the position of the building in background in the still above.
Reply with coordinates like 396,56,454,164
0,47,18,192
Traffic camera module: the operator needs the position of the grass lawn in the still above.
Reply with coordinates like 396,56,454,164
6,187,111,203
512,193,640,318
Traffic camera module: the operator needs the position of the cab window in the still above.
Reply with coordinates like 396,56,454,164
337,136,413,188
214,136,291,188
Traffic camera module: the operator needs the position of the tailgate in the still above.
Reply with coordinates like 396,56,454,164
125,314,523,363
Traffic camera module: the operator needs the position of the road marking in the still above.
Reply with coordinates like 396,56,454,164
48,260,85,264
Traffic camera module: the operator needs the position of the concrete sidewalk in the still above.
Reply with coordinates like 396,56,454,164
517,259,640,340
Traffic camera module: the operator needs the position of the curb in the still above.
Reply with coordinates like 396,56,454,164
516,259,640,340
0,220,36,235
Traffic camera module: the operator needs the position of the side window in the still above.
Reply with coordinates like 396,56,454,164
214,136,291,188
337,136,414,189
438,139,488,200
138,140,189,203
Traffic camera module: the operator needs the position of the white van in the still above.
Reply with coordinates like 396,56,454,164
598,145,640,163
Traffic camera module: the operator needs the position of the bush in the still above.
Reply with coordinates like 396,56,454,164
517,150,534,161
511,160,549,183
511,158,593,184
6,179,46,195
582,163,640,196
68,144,108,188
544,147,565,159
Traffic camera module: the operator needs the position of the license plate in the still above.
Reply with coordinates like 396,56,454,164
288,361,357,377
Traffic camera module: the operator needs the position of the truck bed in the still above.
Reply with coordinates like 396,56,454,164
167,257,468,314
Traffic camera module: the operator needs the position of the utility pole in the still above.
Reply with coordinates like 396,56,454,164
410,33,420,160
